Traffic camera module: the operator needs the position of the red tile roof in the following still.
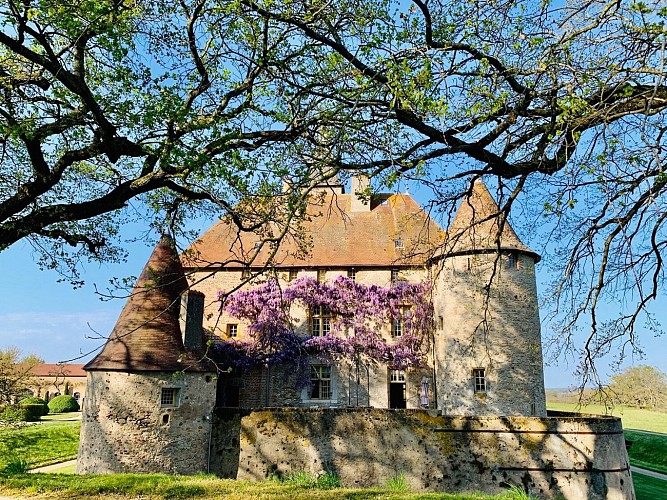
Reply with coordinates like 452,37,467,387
85,235,213,372
31,363,86,378
182,192,445,269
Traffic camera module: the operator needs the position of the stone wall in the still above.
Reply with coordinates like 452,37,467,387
433,252,546,416
77,370,216,475
210,408,634,500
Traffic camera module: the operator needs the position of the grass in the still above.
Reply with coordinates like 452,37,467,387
0,421,80,470
0,473,540,500
625,430,667,475
40,412,81,422
547,402,667,434
632,472,667,500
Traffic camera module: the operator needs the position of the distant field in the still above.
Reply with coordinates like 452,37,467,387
546,402,667,434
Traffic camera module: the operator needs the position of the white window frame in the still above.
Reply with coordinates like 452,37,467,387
473,368,487,393
310,305,332,337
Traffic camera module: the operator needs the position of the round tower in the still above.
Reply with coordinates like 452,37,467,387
77,234,217,475
432,181,546,416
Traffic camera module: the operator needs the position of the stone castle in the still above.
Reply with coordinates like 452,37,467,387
77,179,634,499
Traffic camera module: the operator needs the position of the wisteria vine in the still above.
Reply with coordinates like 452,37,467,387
212,276,434,372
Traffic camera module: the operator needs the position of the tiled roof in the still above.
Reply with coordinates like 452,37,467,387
85,235,213,372
443,180,540,261
31,363,86,378
182,192,445,269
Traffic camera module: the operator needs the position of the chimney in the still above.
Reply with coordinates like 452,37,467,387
351,174,371,212
180,290,205,349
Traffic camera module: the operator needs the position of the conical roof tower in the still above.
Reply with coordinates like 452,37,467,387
444,180,540,262
85,234,210,372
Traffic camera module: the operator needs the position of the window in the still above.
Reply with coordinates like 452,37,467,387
311,305,332,337
391,268,400,282
160,387,180,407
310,365,332,400
288,269,298,281
317,269,326,283
392,318,403,338
227,324,238,338
390,369,406,382
473,368,487,393
392,305,409,338
507,252,519,269
394,238,403,249
241,267,251,279
438,316,444,330
347,268,356,281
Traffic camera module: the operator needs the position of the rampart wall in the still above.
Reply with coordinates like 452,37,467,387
210,408,634,500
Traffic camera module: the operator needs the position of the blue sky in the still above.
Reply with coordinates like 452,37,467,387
0,186,664,388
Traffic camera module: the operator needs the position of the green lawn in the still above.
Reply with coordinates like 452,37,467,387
632,472,667,500
40,412,81,422
0,421,80,470
0,473,540,500
625,430,667,475
547,402,667,434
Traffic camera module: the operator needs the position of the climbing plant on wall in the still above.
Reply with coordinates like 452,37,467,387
212,276,434,372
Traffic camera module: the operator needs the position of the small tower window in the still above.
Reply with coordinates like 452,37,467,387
473,368,487,393
227,324,238,338
160,387,180,407
347,268,356,281
507,252,519,269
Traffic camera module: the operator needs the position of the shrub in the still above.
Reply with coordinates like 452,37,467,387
47,395,79,413
4,456,30,474
20,404,46,421
315,471,341,489
0,405,32,423
386,473,410,492
19,397,49,417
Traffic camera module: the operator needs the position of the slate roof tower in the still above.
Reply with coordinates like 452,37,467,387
432,181,546,416
77,234,217,475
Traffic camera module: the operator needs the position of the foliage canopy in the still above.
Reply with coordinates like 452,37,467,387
1,0,666,381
